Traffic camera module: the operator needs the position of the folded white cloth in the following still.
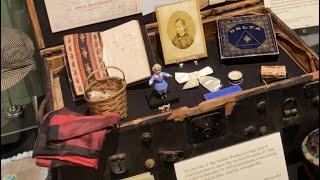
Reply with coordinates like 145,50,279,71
175,66,221,92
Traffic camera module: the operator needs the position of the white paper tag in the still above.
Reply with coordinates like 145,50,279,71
174,132,289,180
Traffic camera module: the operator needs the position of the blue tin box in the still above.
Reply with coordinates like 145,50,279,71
217,14,279,64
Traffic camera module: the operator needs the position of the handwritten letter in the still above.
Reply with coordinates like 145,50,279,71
44,0,140,33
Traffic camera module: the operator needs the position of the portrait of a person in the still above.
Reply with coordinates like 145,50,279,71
172,18,194,49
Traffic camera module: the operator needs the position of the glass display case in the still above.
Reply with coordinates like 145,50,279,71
294,26,319,53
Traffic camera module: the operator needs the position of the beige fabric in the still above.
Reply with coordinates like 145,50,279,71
1,158,44,180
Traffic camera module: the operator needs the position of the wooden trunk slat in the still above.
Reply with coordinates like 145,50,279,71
26,0,45,49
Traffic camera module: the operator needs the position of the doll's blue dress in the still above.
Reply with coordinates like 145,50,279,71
149,72,170,92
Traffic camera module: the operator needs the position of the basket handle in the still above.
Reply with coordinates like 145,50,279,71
84,66,126,93
86,66,126,84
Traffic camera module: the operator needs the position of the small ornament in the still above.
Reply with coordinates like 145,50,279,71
158,104,171,113
179,63,184,69
149,64,172,99
194,60,199,66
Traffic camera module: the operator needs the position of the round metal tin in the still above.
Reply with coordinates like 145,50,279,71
228,70,243,85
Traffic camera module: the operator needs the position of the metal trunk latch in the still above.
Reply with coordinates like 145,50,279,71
304,81,319,107
187,109,226,144
109,153,127,175
282,98,300,128
158,150,184,163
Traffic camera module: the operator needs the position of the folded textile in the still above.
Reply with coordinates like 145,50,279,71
33,108,120,169
64,32,106,96
175,66,222,92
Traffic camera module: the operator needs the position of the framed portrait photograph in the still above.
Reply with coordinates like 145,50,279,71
156,0,207,65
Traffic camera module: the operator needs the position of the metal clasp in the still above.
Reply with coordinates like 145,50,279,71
109,153,127,175
282,98,300,128
158,151,184,163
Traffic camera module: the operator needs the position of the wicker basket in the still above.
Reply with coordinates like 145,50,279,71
84,66,127,118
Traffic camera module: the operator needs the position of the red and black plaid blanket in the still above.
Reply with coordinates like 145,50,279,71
33,108,120,169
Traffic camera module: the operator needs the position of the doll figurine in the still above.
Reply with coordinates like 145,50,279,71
149,64,172,99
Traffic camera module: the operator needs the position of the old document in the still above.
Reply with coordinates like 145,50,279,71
265,0,319,29
139,0,179,15
44,0,140,33
100,20,151,84
139,0,209,15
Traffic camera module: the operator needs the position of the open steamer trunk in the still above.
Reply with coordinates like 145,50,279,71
26,0,319,179
27,0,318,121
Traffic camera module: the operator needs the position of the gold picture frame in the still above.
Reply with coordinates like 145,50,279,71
156,0,207,65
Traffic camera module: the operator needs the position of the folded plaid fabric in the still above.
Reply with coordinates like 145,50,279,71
33,108,120,169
